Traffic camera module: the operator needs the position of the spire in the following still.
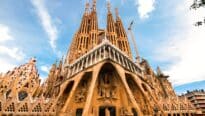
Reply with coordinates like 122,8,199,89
92,0,97,11
115,8,119,19
115,8,132,58
85,2,90,15
107,1,111,13
89,0,98,48
156,66,169,78
66,0,98,64
106,2,118,46
157,66,163,76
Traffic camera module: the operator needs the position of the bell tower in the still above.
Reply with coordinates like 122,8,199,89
115,8,132,58
106,2,118,47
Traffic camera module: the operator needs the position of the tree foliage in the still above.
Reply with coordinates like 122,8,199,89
190,0,205,26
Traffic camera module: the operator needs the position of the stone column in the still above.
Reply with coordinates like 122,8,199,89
113,50,116,61
103,46,106,59
82,63,102,116
125,59,129,69
76,62,80,73
94,51,97,63
81,59,85,70
91,54,93,66
121,55,125,67
85,56,89,68
99,48,102,61
108,47,111,59
114,64,143,116
117,53,121,64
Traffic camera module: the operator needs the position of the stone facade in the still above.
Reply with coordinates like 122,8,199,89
0,0,201,116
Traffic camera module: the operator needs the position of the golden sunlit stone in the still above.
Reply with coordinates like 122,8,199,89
0,0,202,116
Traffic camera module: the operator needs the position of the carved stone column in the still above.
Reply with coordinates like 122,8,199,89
82,63,102,116
85,56,89,68
103,46,106,59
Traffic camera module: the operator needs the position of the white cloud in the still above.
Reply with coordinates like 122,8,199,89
40,65,50,74
135,0,155,19
0,46,25,61
0,24,13,43
155,0,205,86
0,24,25,73
0,58,16,73
31,0,58,49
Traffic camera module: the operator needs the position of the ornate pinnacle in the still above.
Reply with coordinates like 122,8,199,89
157,66,163,76
115,8,119,18
85,2,90,14
156,66,169,78
107,1,111,13
92,0,97,11
85,2,89,11
29,57,36,64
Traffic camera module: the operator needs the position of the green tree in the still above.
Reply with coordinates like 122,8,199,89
190,0,205,26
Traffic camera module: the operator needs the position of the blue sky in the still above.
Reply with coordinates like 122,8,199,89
0,0,205,94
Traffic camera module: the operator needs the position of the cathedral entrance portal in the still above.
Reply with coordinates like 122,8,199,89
99,106,116,116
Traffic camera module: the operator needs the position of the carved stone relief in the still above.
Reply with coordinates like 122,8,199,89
97,72,117,100
74,72,92,103
120,107,133,116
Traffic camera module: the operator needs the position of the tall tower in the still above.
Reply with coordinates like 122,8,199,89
106,2,118,46
89,0,99,48
67,2,91,64
66,0,99,64
115,8,132,58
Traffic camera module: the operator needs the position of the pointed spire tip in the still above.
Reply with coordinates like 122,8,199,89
115,8,119,17
107,1,111,12
92,0,97,11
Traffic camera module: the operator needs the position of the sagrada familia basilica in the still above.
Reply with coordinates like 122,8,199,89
0,0,202,116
